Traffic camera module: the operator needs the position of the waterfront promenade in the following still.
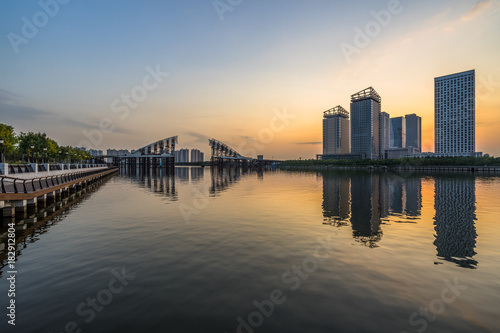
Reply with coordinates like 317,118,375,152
0,164,118,218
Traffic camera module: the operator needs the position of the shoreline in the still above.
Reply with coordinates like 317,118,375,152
277,164,500,174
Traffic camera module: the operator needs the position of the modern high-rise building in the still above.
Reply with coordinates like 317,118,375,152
390,116,406,148
350,87,381,159
323,105,350,155
190,149,204,163
174,148,189,163
405,114,421,151
435,70,475,155
88,149,103,157
380,112,390,157
107,149,130,156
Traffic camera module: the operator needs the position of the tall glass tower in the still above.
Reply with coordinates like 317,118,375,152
350,87,381,159
390,116,406,148
405,113,422,151
323,105,350,155
434,70,475,155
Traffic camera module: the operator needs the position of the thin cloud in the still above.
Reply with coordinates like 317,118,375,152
295,142,321,145
0,102,53,121
240,135,257,142
462,0,492,21
0,89,24,104
184,131,210,143
61,118,134,135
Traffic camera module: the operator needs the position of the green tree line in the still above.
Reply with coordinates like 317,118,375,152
0,123,92,164
283,155,500,167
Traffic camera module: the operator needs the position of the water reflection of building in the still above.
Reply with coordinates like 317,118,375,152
384,175,422,218
121,167,177,200
322,172,423,248
433,177,477,268
322,174,350,226
190,167,204,183
350,173,383,247
405,178,422,217
175,167,190,182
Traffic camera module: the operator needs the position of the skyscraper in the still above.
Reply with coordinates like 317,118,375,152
390,116,406,148
435,70,475,155
405,113,422,151
350,87,381,159
323,105,350,155
380,111,390,158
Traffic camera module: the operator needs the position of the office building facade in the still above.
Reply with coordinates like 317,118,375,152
174,149,190,163
350,87,381,159
323,105,350,155
405,114,421,151
435,70,475,155
390,116,406,148
190,149,205,163
380,111,390,158
107,149,130,156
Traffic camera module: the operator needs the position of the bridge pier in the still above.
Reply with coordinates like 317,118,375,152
27,197,37,209
2,202,14,218
12,200,27,215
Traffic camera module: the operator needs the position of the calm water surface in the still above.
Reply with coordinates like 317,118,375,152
1,167,499,333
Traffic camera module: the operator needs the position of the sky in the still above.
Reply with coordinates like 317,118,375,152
1,0,499,159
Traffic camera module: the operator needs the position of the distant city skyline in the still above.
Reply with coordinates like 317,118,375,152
1,1,499,159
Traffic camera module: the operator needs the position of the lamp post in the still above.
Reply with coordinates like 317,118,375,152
30,145,35,163
58,150,61,163
66,152,69,164
0,138,4,163
43,147,47,164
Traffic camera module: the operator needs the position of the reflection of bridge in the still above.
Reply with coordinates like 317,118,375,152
209,138,280,168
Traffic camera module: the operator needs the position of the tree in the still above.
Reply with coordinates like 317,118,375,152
0,123,18,155
17,132,60,163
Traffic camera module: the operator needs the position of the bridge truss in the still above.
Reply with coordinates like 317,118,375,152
117,136,178,169
132,136,178,156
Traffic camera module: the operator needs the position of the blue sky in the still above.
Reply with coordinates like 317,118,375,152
1,0,499,158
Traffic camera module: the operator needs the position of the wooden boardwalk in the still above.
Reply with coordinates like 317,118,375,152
1,168,118,201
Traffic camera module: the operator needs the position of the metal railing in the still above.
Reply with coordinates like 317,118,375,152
1,168,117,194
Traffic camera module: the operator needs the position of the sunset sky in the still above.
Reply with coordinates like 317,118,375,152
1,0,499,159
